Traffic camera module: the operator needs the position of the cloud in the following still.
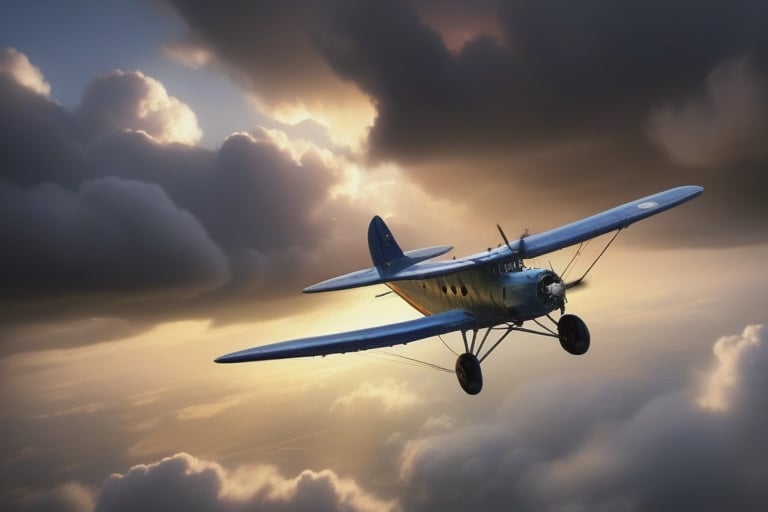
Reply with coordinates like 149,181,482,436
330,379,424,413
0,176,229,321
94,452,395,512
174,395,243,421
168,1,375,148
0,47,50,96
164,2,768,246
648,55,768,168
396,323,768,511
0,49,370,343
77,70,202,145
698,324,767,411
313,0,765,161
10,482,94,512
164,39,215,70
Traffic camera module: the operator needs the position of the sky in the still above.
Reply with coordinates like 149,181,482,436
1,1,767,510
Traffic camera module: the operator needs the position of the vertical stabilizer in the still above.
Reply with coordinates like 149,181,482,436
368,216,405,270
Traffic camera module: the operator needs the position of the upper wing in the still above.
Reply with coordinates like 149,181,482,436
304,185,702,292
467,185,703,264
215,309,476,363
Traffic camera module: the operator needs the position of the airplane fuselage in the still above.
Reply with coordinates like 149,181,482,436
388,261,564,328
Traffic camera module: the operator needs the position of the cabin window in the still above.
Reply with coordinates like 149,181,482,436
450,285,457,295
441,285,447,294
461,285,468,296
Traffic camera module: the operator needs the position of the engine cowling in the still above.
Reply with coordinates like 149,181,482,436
500,268,565,320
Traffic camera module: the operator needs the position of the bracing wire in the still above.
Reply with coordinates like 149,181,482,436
438,333,459,356
561,241,584,279
567,229,622,285
357,350,454,373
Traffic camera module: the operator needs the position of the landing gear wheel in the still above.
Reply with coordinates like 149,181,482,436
558,314,590,355
455,353,483,395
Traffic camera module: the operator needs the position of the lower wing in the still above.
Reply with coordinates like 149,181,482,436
215,309,476,363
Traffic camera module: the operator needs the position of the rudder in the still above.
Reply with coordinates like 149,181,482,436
368,216,405,270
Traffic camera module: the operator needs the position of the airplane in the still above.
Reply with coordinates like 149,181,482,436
216,185,703,395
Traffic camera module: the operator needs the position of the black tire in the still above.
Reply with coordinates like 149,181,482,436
455,353,483,395
558,314,590,355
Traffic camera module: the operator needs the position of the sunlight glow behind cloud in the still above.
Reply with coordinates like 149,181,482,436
0,46,50,96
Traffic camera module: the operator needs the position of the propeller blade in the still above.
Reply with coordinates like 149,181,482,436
496,224,513,251
565,278,587,290
496,224,526,258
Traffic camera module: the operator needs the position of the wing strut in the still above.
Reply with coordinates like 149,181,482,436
565,229,622,289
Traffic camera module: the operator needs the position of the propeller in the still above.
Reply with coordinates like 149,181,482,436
496,222,597,301
496,224,526,259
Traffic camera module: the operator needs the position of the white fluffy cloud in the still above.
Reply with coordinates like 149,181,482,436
77,70,202,145
94,452,395,512
648,55,768,168
698,324,766,411
0,47,51,96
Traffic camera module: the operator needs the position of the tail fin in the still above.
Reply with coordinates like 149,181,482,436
368,216,405,270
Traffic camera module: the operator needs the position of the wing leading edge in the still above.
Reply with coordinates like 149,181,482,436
521,185,703,258
215,309,476,363
468,185,703,264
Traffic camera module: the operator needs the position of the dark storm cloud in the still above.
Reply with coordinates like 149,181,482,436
168,0,768,159
316,0,767,159
0,49,362,345
169,0,768,244
0,176,228,300
396,324,768,512
167,0,349,108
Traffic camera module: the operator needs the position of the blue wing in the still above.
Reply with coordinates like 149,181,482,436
304,186,702,292
466,185,703,264
513,185,702,258
215,309,476,363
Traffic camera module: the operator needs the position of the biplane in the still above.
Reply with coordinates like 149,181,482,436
216,186,703,394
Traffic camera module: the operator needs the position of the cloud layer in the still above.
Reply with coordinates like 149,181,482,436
4,1,768,346
94,453,394,512
6,323,765,511
0,48,365,341
169,0,768,243
395,324,768,511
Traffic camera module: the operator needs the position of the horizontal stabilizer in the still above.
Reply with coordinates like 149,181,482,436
215,309,476,363
302,257,475,293
303,216,459,293
368,216,452,271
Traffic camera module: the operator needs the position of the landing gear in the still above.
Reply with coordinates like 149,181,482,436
449,314,589,394
455,353,483,395
558,314,590,355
